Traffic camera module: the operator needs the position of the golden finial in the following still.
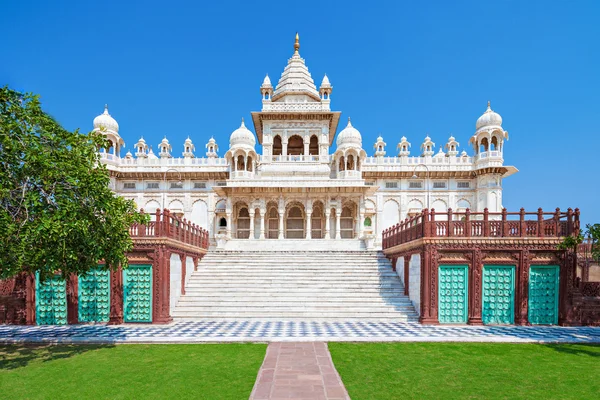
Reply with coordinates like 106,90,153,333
294,32,300,52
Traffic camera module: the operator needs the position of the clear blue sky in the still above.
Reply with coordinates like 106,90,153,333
2,0,598,224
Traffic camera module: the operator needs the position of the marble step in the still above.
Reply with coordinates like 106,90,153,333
172,311,418,319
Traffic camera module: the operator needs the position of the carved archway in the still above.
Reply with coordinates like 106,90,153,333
311,201,325,239
285,202,305,238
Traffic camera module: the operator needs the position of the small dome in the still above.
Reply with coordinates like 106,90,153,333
476,101,503,131
185,136,193,144
161,137,170,145
376,135,384,142
434,147,445,158
137,137,146,144
125,150,133,158
321,74,331,87
229,119,256,148
93,105,119,133
336,118,362,147
262,74,272,87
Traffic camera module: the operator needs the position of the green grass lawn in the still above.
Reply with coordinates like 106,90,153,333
0,344,266,400
329,343,600,400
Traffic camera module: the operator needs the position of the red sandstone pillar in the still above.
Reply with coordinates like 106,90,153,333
67,273,79,324
25,273,36,325
419,246,439,324
468,249,483,325
515,250,530,325
153,246,173,324
109,266,124,325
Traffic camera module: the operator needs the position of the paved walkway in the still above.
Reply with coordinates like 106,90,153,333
250,342,349,400
1,320,599,343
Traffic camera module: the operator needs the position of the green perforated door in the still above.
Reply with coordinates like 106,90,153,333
78,268,110,322
36,273,67,325
123,264,153,322
482,265,515,325
438,265,469,324
528,265,559,325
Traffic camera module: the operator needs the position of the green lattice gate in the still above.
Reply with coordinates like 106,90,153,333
438,265,468,324
528,265,559,325
123,264,153,322
78,268,110,323
482,265,515,325
36,273,67,325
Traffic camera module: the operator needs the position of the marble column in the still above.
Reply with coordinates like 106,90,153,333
249,210,255,240
357,206,364,239
282,140,288,157
259,209,265,239
306,210,312,239
226,212,232,239
278,209,285,239
335,210,341,239
324,210,331,239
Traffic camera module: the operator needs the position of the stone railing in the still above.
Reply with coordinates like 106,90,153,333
383,207,580,249
130,209,209,250
261,102,331,112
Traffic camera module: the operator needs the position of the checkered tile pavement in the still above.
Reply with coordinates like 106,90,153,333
1,320,599,344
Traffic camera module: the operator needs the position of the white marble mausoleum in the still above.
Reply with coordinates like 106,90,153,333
97,35,517,251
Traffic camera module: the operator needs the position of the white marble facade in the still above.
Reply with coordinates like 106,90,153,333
96,35,516,249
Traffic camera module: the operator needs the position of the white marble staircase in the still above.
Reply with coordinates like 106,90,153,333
172,250,419,321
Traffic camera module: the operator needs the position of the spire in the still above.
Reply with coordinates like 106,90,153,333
487,100,491,111
294,32,300,53
104,104,109,115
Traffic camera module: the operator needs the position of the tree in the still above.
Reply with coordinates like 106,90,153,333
558,222,600,261
0,86,148,280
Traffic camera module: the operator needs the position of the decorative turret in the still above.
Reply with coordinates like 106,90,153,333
421,135,435,156
445,136,459,157
469,101,509,157
93,105,124,157
374,135,386,156
226,118,258,177
206,137,218,158
158,137,172,158
183,137,195,158
319,74,332,100
397,136,411,156
135,137,148,158
124,150,133,160
260,74,273,101
334,118,366,178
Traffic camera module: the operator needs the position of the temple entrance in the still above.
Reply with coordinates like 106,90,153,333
285,205,305,238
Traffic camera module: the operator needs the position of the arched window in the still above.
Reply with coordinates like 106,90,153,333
311,204,325,239
340,206,355,239
287,135,304,156
347,154,355,170
246,156,253,171
364,217,372,227
273,135,282,156
266,207,279,239
237,207,250,239
219,217,227,227
285,205,305,238
309,135,318,155
338,156,345,171
237,155,245,171
491,136,498,151
480,137,489,153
